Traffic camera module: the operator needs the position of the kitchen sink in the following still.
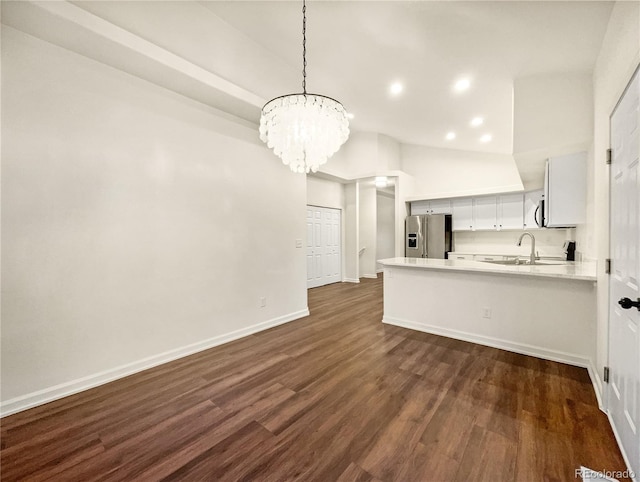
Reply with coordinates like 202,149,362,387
480,259,523,265
480,258,570,266
533,260,571,265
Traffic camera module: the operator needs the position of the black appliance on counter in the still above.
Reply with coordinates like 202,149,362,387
564,241,576,261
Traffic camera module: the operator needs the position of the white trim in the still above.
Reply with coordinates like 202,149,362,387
606,409,638,482
376,269,384,274
0,309,309,418
589,361,605,410
383,316,592,368
362,274,378,279
343,277,360,283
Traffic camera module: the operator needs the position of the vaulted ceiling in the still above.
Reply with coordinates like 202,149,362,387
4,1,613,157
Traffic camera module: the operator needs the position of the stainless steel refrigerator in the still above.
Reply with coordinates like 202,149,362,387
405,214,452,258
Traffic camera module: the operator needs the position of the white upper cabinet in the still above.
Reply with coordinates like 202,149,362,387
429,199,452,214
544,152,587,227
410,199,452,215
473,196,497,230
410,200,430,215
523,189,543,229
498,193,525,230
452,198,473,231
412,190,545,232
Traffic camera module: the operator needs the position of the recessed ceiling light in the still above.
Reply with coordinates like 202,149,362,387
480,134,492,143
445,132,456,140
346,112,355,120
454,78,471,92
470,117,484,127
390,82,403,96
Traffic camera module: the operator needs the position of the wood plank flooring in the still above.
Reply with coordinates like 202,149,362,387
0,275,630,481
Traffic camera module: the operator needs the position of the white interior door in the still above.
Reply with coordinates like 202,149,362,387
609,65,640,477
307,206,341,289
306,207,323,288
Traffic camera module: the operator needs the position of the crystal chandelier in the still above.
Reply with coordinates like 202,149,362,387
259,0,350,174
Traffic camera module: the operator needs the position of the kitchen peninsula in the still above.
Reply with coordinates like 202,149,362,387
379,257,597,381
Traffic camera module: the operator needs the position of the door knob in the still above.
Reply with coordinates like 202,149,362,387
618,297,640,311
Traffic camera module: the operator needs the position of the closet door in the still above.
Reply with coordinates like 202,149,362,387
307,206,342,288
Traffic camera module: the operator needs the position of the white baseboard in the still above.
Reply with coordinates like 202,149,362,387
362,274,378,279
343,278,360,283
588,361,605,410
0,309,309,418
382,316,592,369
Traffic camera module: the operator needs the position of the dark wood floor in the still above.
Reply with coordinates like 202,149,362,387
1,275,629,481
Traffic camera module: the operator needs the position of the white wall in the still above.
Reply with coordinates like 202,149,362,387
378,134,401,171
321,132,379,179
344,183,359,282
401,144,523,199
513,72,594,191
320,131,402,180
376,191,396,271
1,28,308,414
453,229,572,258
591,2,640,403
514,72,594,154
394,173,415,257
306,176,344,210
358,181,378,278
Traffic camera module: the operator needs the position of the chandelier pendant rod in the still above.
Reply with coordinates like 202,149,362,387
302,0,307,95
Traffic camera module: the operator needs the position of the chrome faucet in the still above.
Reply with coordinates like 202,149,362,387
517,232,537,265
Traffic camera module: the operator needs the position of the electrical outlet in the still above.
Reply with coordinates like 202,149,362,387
482,307,491,319
295,239,303,248
260,297,267,308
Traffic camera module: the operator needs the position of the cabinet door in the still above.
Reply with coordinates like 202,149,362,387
474,254,508,261
523,190,543,229
546,152,587,227
450,253,474,260
452,198,473,231
410,200,430,215
498,193,524,230
473,196,497,230
429,199,452,214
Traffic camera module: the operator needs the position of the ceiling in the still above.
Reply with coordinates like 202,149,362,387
8,1,613,156
202,1,612,154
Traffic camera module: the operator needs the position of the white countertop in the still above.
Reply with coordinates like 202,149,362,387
378,257,597,282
